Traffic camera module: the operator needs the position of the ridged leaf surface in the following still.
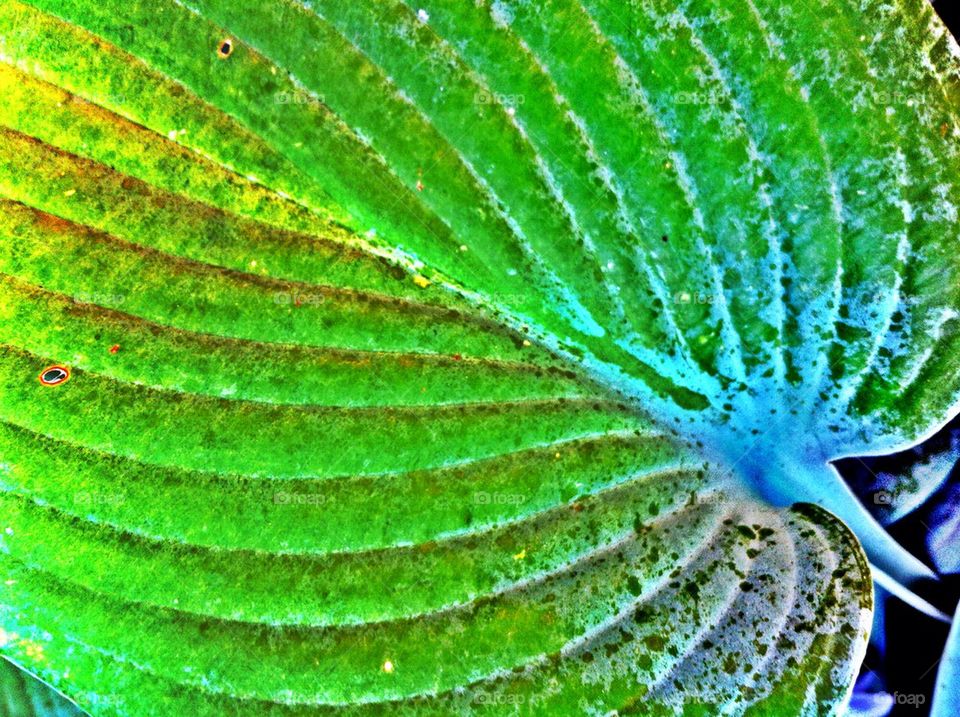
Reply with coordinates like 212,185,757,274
3,0,960,714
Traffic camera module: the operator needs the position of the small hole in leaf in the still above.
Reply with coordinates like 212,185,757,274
39,365,70,386
217,39,234,59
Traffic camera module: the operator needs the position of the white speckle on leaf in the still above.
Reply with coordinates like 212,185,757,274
490,1,514,28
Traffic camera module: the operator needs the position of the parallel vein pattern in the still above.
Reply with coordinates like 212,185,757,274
7,0,960,713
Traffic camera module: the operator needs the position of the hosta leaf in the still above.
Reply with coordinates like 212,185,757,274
848,671,894,717
932,611,960,717
2,0,960,713
929,481,960,574
919,429,960,573
839,424,960,526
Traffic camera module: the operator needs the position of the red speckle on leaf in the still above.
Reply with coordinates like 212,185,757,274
109,344,120,354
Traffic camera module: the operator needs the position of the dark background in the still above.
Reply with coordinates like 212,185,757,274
845,8,960,714
934,1,960,37
845,417,960,717
890,8,960,717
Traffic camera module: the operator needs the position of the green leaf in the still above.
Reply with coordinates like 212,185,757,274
0,657,84,717
2,0,959,713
